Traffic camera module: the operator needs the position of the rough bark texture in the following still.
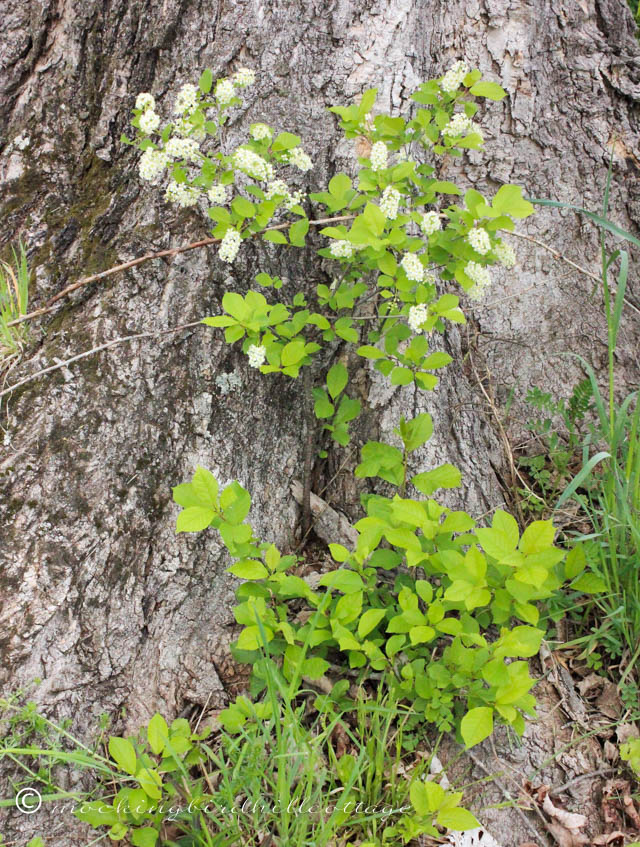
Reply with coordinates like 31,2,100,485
1,0,639,843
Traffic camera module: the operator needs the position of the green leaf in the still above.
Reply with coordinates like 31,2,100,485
329,543,350,562
232,196,256,218
411,464,461,495
411,780,445,814
75,800,120,827
136,767,162,800
492,185,534,219
390,367,414,386
192,466,219,507
132,829,159,847
220,481,251,525
281,339,306,366
329,173,352,196
109,736,137,775
147,714,168,756
460,707,494,748
570,572,607,594
358,608,386,639
469,81,507,100
172,483,200,508
519,520,555,554
437,808,480,830
228,560,268,579
357,345,386,360
327,362,348,399
318,569,364,594
272,131,301,151
237,625,272,650
399,413,433,452
289,217,309,247
176,506,215,533
263,230,288,244
302,657,330,679
199,69,213,94
313,388,335,419
564,545,586,579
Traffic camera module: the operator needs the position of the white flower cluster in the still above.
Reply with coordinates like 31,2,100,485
165,137,201,163
421,211,441,235
251,123,272,141
370,141,388,171
380,186,401,220
442,112,483,140
440,61,469,94
467,227,491,255
400,252,424,282
215,79,235,105
494,240,516,268
138,148,168,181
233,147,273,181
139,109,160,134
465,260,492,300
265,179,303,211
408,303,429,333
173,83,198,115
165,181,200,207
234,67,256,87
247,344,266,368
329,240,355,259
219,228,242,263
207,183,228,205
287,147,313,172
136,93,156,112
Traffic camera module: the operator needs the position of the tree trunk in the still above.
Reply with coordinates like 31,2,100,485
1,0,639,842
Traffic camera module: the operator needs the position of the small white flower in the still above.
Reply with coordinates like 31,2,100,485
287,147,313,172
251,123,272,141
233,67,256,87
408,304,429,333
442,112,483,141
165,137,201,163
138,110,160,135
173,83,198,115
247,344,266,368
401,252,424,282
138,148,168,181
219,228,242,263
370,141,388,171
135,92,155,112
361,112,375,132
215,79,236,105
421,211,441,235
440,60,469,94
494,240,516,269
165,181,200,207
233,147,273,181
467,227,491,255
208,183,228,205
465,260,492,299
329,240,355,259
379,186,401,220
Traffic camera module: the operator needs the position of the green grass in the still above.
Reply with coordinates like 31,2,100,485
0,240,30,360
532,178,640,697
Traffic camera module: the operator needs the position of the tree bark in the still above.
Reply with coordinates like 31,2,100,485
1,0,639,842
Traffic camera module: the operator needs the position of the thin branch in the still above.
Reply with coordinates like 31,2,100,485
510,230,640,318
7,214,356,329
0,320,203,401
